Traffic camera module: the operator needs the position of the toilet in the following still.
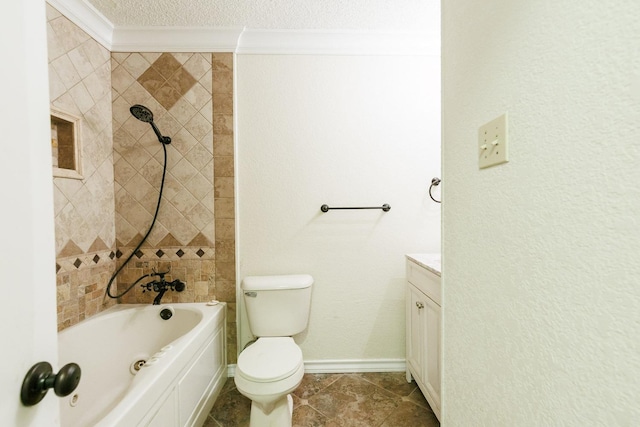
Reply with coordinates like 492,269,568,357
234,274,313,427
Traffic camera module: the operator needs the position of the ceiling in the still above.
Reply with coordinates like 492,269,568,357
84,0,437,30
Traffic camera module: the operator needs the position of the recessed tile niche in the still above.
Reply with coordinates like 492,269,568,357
51,108,83,179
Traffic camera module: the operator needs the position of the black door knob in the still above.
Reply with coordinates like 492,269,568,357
21,361,81,406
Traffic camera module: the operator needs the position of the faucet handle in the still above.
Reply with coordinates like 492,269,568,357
171,279,185,292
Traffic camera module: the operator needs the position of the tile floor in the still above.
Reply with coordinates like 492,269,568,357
205,372,440,427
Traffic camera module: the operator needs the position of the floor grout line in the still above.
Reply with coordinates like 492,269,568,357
209,372,439,427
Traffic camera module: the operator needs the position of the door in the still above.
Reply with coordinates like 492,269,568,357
1,0,60,424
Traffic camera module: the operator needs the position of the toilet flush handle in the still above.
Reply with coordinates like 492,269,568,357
244,291,257,298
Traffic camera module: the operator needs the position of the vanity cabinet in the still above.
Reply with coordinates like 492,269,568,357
406,256,441,421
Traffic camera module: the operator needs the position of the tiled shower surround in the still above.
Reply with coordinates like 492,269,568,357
111,51,237,361
48,5,237,362
47,5,118,328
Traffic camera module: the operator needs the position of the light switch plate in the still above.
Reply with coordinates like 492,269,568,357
478,113,508,169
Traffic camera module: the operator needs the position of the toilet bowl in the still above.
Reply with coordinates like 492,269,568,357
234,274,313,427
235,337,304,426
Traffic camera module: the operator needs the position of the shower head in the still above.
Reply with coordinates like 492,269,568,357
129,104,171,144
130,104,154,123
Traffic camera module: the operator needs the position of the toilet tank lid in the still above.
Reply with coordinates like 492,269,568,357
242,274,313,291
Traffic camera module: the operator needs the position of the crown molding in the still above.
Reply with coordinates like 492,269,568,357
237,29,439,56
111,27,243,52
48,0,439,56
46,0,113,49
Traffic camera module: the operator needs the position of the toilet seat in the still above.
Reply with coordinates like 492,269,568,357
237,337,303,383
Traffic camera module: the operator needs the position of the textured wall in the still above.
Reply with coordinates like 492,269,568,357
442,0,640,424
47,4,117,328
236,54,441,361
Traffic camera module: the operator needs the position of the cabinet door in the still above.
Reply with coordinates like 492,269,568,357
424,297,441,409
407,285,424,379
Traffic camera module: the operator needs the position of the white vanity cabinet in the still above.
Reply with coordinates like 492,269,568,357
406,255,441,421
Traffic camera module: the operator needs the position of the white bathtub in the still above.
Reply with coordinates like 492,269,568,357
58,303,227,427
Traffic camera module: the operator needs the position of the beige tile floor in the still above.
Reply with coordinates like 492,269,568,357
205,372,440,427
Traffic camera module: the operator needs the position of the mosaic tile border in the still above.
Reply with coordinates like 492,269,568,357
56,249,116,273
56,246,214,273
117,246,215,262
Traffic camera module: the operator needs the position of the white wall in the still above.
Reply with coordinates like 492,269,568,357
442,1,640,425
1,0,60,423
236,54,440,364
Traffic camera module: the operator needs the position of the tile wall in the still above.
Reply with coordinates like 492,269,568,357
110,51,237,362
46,4,118,329
47,6,237,362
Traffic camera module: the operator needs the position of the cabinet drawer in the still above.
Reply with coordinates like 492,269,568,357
407,261,441,305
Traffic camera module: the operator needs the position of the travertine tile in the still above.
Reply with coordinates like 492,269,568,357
213,134,234,156
185,144,213,172
152,53,182,79
212,92,233,114
212,53,233,71
213,114,234,135
214,177,235,198
140,52,161,64
111,64,135,95
214,197,234,219
215,239,235,262
68,44,95,79
184,82,212,112
213,156,234,177
185,112,212,140
51,54,81,89
121,53,150,79
48,64,67,101
183,53,211,81
168,68,197,96
169,97,198,125
49,14,90,53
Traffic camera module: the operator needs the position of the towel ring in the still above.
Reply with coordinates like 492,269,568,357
429,177,441,203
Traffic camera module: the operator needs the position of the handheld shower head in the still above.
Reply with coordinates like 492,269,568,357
130,104,154,123
129,104,171,144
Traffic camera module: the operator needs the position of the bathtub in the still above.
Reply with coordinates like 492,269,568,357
58,303,227,427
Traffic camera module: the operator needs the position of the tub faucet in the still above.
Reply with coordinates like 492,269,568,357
141,271,186,305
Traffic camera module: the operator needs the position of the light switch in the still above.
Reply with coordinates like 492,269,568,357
478,113,508,169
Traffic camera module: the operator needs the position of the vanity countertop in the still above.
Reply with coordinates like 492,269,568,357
406,253,441,276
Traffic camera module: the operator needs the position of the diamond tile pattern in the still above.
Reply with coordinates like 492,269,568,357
112,52,214,249
47,5,115,258
138,53,197,110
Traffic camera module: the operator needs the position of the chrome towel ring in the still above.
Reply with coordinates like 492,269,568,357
429,177,441,203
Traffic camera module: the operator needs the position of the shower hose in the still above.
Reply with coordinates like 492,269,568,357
105,141,168,299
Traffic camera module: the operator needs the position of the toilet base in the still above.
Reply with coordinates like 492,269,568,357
249,393,294,427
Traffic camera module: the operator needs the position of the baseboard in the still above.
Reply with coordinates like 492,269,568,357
227,359,405,377
227,364,236,378
303,359,406,373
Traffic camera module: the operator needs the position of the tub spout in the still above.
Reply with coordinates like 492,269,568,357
153,288,168,305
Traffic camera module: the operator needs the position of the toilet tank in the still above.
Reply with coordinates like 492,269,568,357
242,274,313,337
